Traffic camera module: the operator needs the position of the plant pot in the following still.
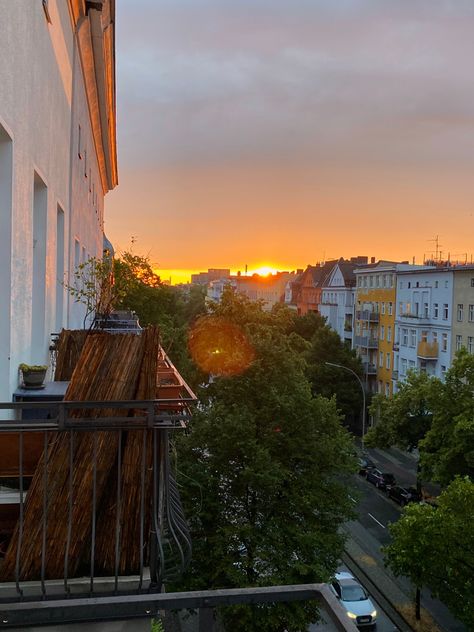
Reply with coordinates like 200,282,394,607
21,368,47,388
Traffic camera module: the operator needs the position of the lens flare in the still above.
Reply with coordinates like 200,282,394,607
188,316,255,376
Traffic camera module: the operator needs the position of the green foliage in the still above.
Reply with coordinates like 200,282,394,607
420,349,474,485
19,363,48,372
384,477,474,629
303,324,365,430
366,370,436,452
366,351,474,486
173,292,357,632
151,619,164,632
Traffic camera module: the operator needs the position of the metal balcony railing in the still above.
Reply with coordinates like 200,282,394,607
356,310,379,322
0,397,195,628
353,335,378,349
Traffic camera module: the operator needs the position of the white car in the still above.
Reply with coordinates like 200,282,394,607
330,571,377,629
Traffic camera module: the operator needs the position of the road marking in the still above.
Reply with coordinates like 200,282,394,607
349,495,357,504
368,513,386,529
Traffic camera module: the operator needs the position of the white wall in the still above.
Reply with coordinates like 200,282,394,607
0,1,107,398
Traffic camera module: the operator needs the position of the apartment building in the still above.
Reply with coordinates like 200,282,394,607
0,1,117,399
295,261,337,315
354,262,410,395
319,258,368,345
208,272,296,310
393,267,452,390
451,266,474,359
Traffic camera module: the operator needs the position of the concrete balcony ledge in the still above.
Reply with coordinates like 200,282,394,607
417,341,439,359
354,336,378,349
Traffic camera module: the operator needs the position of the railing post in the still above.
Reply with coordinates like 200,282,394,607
199,606,215,632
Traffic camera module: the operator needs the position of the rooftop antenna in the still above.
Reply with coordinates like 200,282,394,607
427,235,442,261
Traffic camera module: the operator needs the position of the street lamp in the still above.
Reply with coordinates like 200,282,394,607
325,362,366,451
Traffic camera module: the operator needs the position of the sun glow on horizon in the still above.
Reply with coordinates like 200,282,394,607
247,265,279,277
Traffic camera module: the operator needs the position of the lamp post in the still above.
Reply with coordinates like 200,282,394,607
325,362,366,451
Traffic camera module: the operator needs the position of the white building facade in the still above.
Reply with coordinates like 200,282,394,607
393,268,453,391
319,261,357,346
0,0,117,399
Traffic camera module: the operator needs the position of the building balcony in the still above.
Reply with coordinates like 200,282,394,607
393,342,399,351
354,335,378,349
417,341,439,359
398,313,430,322
362,362,377,375
392,370,399,380
356,310,379,322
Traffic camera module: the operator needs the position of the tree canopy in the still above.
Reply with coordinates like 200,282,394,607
384,477,474,629
365,350,474,486
174,290,357,632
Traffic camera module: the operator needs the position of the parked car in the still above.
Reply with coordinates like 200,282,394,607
330,571,377,629
358,456,376,476
387,485,421,506
366,468,396,490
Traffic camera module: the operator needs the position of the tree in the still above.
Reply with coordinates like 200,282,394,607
420,349,474,485
304,325,365,436
174,291,356,632
365,370,436,452
384,477,474,629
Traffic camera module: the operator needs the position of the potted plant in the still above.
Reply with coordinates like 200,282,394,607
19,363,48,388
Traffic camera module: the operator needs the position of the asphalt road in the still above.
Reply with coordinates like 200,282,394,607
309,562,398,631
350,447,465,632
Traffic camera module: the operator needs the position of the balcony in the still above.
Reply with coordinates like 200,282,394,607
356,310,379,322
417,341,439,359
354,335,378,349
362,362,377,375
392,370,399,380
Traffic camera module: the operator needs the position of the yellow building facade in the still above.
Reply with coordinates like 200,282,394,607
354,263,397,396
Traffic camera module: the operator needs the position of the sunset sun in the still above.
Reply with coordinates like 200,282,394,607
250,266,278,276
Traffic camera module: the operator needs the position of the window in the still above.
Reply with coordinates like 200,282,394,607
380,325,385,340
442,333,448,352
469,337,474,354
386,353,391,370
363,276,367,288
369,275,374,287
385,383,390,396
471,278,474,287
414,302,419,316
388,302,393,315
410,330,416,347
415,281,419,288
402,328,408,346
443,304,449,320
421,330,428,343
376,275,380,287
469,305,474,322
445,280,449,288
432,331,438,344
435,281,439,288
408,281,411,288
387,326,392,342
357,276,361,287
401,358,408,375
423,303,429,318
456,335,462,351
433,303,439,319
381,302,385,315
399,280,403,289
457,304,464,322
409,360,416,370
399,301,403,315
441,365,447,375
379,351,384,367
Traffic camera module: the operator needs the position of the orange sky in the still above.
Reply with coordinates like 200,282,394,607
105,2,474,278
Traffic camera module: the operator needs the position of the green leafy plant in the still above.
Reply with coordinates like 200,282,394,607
19,363,48,373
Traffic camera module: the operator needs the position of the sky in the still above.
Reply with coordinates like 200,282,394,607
106,0,474,283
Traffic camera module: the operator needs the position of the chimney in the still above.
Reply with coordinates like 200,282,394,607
371,257,376,264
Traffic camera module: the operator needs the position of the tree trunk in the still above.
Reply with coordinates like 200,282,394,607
415,586,421,620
